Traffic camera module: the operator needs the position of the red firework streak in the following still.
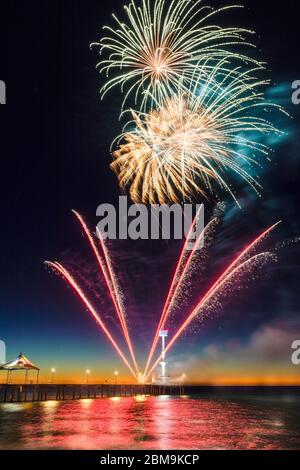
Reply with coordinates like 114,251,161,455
144,206,207,377
45,261,136,379
72,210,139,377
144,221,281,381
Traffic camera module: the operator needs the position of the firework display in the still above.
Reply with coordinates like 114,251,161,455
2,0,300,455
46,1,287,382
72,210,139,375
144,219,281,380
46,210,280,381
45,261,137,378
93,0,286,205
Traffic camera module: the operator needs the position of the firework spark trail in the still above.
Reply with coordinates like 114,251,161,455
165,217,220,316
145,251,277,381
144,221,281,379
96,225,140,375
72,210,139,376
161,202,225,315
45,261,137,379
144,203,225,374
142,217,220,376
144,206,212,376
72,210,112,285
94,0,264,111
155,206,224,321
205,220,282,289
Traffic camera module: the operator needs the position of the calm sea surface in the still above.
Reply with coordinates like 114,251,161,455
0,394,300,450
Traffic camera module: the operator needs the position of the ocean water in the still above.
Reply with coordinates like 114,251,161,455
0,394,300,450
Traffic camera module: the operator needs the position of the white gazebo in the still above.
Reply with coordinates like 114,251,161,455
0,353,40,384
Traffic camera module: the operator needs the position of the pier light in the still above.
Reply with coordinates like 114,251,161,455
86,369,91,384
114,370,118,384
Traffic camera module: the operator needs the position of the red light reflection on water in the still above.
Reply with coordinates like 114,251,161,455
1,396,300,450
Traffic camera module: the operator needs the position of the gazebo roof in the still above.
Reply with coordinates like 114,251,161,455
0,353,40,371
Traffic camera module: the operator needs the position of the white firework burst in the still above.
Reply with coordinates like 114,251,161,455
93,0,264,111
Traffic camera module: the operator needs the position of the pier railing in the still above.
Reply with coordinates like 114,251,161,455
0,383,185,403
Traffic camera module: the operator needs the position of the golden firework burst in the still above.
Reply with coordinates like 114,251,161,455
111,64,284,205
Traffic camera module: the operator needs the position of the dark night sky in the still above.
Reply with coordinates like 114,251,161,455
0,0,299,382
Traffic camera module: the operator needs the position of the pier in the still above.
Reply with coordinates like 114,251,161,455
0,383,185,403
